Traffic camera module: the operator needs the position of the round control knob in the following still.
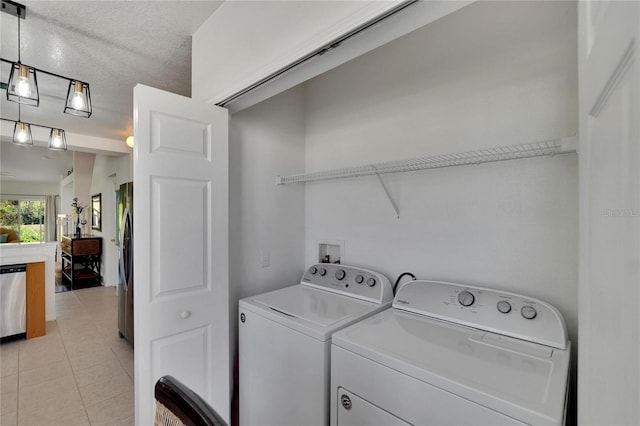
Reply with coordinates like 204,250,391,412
497,300,512,314
366,277,376,287
341,394,352,410
457,290,475,307
355,274,364,284
309,266,318,275
319,268,327,277
521,305,537,320
335,269,346,280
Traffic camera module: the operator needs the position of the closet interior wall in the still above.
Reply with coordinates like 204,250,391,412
302,0,578,371
225,0,578,418
228,87,307,351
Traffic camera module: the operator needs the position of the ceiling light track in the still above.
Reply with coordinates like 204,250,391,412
0,57,79,82
0,0,24,19
1,0,92,117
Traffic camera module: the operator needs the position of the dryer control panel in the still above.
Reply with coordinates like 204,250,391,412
301,264,393,305
393,280,568,349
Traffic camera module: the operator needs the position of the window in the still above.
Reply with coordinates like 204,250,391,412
0,197,46,242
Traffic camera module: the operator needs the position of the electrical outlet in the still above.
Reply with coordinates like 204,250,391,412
262,250,270,268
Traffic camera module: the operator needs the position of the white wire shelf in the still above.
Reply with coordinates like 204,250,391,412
276,136,577,185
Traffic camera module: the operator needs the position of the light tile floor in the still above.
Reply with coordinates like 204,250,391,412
1,286,134,426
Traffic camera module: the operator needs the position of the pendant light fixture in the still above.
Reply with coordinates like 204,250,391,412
2,0,92,116
65,80,92,117
12,122,33,146
10,103,33,146
5,6,39,106
7,63,39,106
48,128,67,151
1,116,69,151
1,0,92,151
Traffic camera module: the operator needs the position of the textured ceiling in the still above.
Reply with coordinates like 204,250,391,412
0,140,73,184
0,0,223,183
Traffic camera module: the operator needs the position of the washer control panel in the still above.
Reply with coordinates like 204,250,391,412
393,280,568,349
301,264,393,304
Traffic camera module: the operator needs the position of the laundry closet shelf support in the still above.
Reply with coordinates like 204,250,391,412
277,136,577,218
276,136,578,186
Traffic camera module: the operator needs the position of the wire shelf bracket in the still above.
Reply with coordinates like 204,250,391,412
374,168,400,218
276,136,578,218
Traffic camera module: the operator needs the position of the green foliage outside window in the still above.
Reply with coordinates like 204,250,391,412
0,200,19,230
0,199,46,242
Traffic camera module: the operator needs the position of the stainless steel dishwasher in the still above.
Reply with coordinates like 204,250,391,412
1,264,27,340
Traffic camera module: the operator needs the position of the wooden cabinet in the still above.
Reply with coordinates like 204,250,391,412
61,235,102,290
26,262,46,338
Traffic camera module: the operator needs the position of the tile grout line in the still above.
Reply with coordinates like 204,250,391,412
110,341,134,382
16,330,21,425
56,290,93,425
67,287,134,425
12,286,131,425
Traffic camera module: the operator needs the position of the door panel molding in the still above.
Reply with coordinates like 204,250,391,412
150,112,212,158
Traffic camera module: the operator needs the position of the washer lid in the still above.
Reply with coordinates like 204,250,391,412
254,285,376,327
242,285,388,341
332,309,571,425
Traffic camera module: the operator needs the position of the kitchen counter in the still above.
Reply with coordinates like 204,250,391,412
0,242,57,322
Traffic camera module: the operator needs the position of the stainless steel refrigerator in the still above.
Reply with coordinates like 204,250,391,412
117,182,134,346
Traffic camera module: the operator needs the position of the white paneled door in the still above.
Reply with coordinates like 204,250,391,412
133,84,230,425
578,1,640,425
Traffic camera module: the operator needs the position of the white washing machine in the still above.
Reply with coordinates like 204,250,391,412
239,263,393,426
331,280,571,426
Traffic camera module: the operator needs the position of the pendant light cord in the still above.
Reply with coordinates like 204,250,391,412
17,8,21,121
17,8,21,63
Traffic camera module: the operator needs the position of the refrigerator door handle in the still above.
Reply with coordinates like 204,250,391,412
119,207,132,291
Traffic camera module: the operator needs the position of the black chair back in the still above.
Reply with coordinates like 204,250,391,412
155,375,227,426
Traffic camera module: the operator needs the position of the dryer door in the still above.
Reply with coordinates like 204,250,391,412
336,388,409,426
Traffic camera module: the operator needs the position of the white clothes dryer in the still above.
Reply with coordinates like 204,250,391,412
331,280,571,426
239,263,393,426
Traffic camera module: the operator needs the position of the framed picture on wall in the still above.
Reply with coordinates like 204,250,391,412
92,193,102,231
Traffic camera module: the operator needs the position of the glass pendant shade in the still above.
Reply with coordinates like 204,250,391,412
13,122,33,146
7,62,39,106
48,128,67,151
64,80,92,117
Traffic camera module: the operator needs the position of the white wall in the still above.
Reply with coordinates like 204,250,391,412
90,154,131,286
114,152,133,187
302,0,578,403
0,181,59,195
228,85,306,364
59,175,74,236
70,151,95,225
